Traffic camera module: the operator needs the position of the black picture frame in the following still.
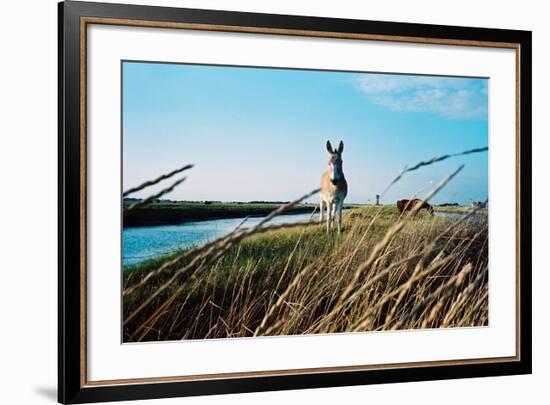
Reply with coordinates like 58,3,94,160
58,1,532,403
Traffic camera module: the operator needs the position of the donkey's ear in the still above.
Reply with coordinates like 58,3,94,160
337,140,344,153
326,140,333,153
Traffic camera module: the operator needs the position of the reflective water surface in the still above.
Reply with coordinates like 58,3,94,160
123,212,316,268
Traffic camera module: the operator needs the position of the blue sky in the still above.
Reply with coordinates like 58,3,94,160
123,61,488,205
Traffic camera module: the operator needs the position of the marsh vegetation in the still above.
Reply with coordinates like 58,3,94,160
123,204,488,341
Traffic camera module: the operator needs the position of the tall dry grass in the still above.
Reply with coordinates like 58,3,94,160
122,148,488,342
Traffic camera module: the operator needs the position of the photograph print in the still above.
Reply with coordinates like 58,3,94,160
122,61,489,342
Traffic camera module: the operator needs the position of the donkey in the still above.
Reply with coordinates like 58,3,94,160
396,198,434,216
320,140,348,233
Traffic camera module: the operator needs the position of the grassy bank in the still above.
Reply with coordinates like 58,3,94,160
434,205,488,214
123,201,327,227
123,205,488,341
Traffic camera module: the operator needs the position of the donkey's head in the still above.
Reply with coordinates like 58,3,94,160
326,140,344,185
426,203,434,216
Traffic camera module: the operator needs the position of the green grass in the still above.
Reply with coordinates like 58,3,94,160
123,205,424,277
123,205,487,342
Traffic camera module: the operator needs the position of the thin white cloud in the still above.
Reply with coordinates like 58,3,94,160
358,74,488,120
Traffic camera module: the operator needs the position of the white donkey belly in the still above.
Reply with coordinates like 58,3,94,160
321,190,345,204
322,192,345,206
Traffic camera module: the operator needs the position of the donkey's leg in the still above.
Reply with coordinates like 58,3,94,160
331,202,337,230
320,199,325,223
326,201,333,233
337,201,344,233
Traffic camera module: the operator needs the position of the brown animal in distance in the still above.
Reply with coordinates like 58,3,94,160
396,199,434,216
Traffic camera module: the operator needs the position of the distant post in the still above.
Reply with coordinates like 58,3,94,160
375,194,380,206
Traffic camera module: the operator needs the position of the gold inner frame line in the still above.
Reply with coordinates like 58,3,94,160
79,16,522,388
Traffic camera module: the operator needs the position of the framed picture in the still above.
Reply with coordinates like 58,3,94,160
58,1,532,403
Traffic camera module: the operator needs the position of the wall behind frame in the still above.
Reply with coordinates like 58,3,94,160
0,0,545,404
